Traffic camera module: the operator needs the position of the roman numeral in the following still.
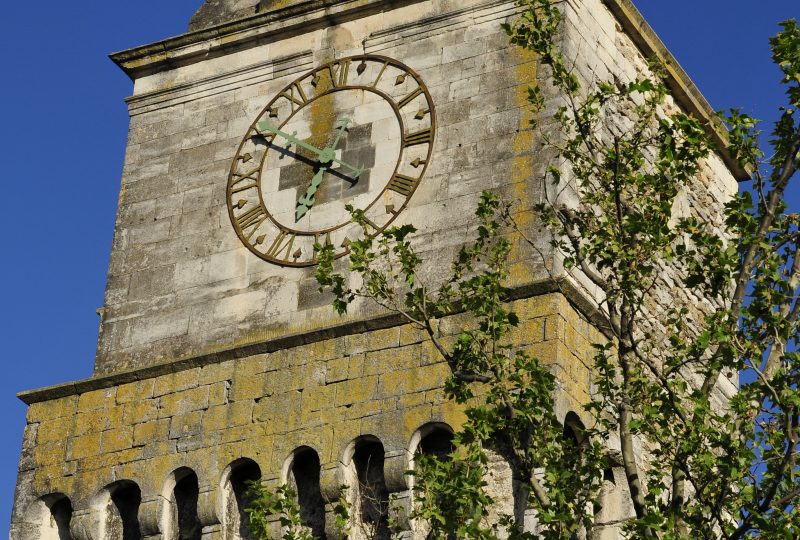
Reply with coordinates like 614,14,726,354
371,61,389,87
361,216,381,236
312,232,332,261
403,128,432,147
397,87,423,109
387,173,419,196
251,129,276,144
264,230,297,261
236,205,267,238
229,167,260,194
314,232,331,247
279,82,309,111
328,59,351,88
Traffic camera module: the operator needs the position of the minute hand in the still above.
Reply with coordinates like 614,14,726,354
257,121,328,158
259,120,364,177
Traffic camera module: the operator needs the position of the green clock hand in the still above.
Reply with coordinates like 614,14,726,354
260,119,366,221
296,168,327,222
327,117,351,152
329,156,365,178
258,119,363,176
257,120,328,157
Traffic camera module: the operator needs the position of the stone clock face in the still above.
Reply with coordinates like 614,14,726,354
227,55,436,267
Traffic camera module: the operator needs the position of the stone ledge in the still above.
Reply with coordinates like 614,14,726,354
110,0,427,80
18,278,605,405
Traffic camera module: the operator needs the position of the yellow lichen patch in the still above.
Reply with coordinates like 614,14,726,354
19,290,601,521
399,404,434,438
27,395,77,424
509,51,542,286
77,388,115,413
67,432,103,461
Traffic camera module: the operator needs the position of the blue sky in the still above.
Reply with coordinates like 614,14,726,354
0,0,796,529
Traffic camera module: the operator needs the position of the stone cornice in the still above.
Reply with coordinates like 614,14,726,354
109,0,749,181
109,0,427,80
18,278,606,405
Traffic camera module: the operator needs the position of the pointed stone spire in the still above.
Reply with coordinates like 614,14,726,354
189,0,287,32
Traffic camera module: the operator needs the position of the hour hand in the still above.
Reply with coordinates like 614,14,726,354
330,156,365,178
296,168,326,222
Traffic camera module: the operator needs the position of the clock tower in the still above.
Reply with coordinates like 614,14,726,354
11,1,743,538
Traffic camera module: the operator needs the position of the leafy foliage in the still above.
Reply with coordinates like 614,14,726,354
245,481,352,540
245,483,315,540
249,2,800,538
317,190,606,540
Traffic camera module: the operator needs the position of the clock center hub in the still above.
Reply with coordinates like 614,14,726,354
319,148,336,165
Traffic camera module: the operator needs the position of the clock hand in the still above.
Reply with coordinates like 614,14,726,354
295,159,362,221
257,120,328,158
261,119,364,221
326,117,351,152
328,155,365,178
260,119,364,177
296,167,327,222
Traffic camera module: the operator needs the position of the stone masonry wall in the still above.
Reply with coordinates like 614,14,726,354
557,0,740,403
96,0,547,376
12,293,600,539
96,0,740,382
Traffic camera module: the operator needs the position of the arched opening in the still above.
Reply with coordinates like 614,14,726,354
49,498,73,540
563,412,587,448
287,447,326,539
351,438,390,540
416,425,454,460
562,412,592,540
161,468,203,540
407,423,455,538
104,481,142,540
176,470,202,540
594,461,630,539
222,458,262,540
21,494,73,540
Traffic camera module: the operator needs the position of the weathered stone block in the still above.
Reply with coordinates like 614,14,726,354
376,364,448,399
325,356,350,384
230,373,269,402
116,379,155,404
29,420,68,447
201,405,229,433
77,388,116,413
208,380,231,406
301,384,337,415
159,385,210,417
101,427,134,454
154,368,200,397
124,399,160,425
227,400,255,427
253,391,301,430
168,410,204,439
333,376,378,407
133,419,169,447
67,433,103,460
198,359,235,385
73,412,107,437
